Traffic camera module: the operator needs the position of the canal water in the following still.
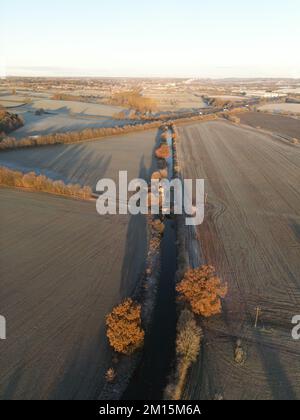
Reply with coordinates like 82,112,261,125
123,130,177,400
123,218,177,400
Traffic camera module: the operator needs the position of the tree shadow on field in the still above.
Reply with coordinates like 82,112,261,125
0,365,24,400
118,156,149,298
48,325,109,400
119,129,162,298
254,328,297,400
0,142,112,191
45,129,162,400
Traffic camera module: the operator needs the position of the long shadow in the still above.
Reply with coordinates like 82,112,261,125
254,327,297,400
22,129,164,400
0,365,24,400
290,221,300,243
46,129,161,400
119,156,149,298
48,325,108,400
119,129,163,297
0,143,112,190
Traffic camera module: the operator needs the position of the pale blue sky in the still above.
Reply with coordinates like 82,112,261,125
2,0,300,77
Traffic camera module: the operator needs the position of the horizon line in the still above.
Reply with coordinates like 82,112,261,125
2,74,300,81
2,66,300,81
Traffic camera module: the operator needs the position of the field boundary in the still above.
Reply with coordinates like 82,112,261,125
0,166,94,202
0,185,96,202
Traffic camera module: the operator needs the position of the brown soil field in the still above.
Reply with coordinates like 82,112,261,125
0,189,148,400
0,130,158,189
177,121,300,400
239,112,300,140
0,129,159,400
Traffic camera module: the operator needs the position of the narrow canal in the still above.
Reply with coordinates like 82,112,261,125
123,129,177,400
123,219,177,400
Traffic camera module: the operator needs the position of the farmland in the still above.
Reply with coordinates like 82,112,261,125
0,129,158,188
0,94,125,139
177,120,300,400
258,103,300,114
1,75,300,401
239,112,300,140
142,89,208,112
0,127,159,400
0,189,149,399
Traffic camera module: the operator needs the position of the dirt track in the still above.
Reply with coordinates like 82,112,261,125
178,120,300,400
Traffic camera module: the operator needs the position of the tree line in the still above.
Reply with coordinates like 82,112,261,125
0,121,163,151
0,108,247,152
0,166,92,200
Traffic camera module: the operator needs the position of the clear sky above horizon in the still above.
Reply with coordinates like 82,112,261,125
2,0,300,78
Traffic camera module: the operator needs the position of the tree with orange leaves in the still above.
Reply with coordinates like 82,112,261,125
155,144,171,159
176,265,227,317
106,298,145,355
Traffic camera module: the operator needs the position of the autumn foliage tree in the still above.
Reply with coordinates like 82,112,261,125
176,265,228,317
0,109,24,135
106,298,145,355
155,144,171,159
109,90,157,113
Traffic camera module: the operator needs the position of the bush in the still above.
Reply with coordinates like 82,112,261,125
106,298,145,355
176,310,202,364
151,169,168,180
105,368,117,383
151,219,165,234
0,110,24,134
155,144,171,159
176,265,227,317
165,310,202,400
35,108,45,116
226,115,240,124
151,171,161,180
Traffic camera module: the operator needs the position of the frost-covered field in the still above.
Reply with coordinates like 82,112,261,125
21,98,123,116
0,129,158,189
1,95,125,138
7,110,125,139
0,95,26,108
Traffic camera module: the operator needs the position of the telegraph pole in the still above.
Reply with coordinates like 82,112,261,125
254,306,261,329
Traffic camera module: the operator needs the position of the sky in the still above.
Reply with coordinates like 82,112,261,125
1,0,300,78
